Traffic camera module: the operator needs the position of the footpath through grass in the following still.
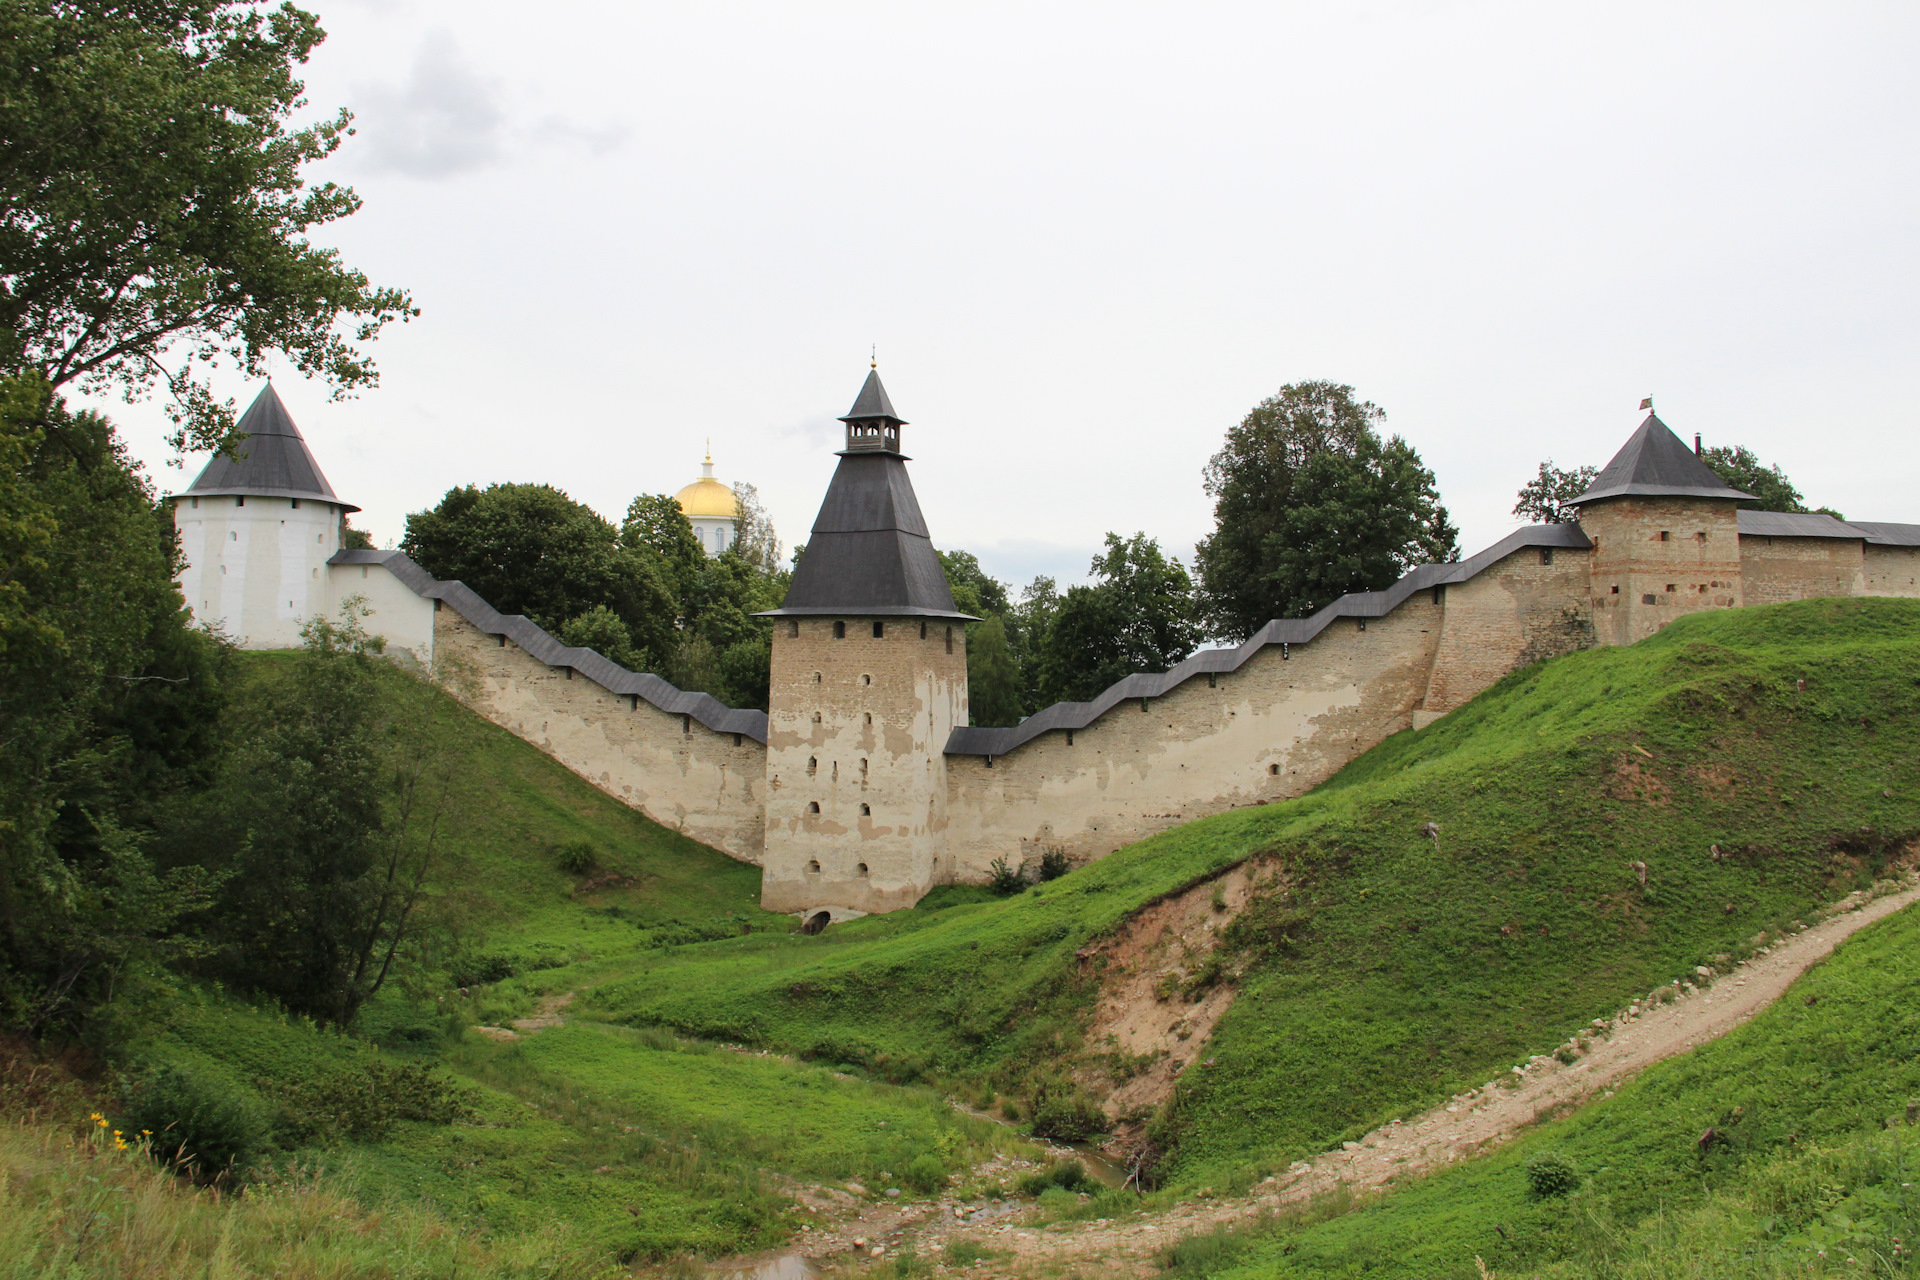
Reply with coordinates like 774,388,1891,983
1181,887,1920,1279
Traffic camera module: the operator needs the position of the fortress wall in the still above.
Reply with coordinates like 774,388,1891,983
328,561,437,662
432,610,766,863
1739,536,1867,604
1862,546,1920,598
1418,547,1594,720
941,595,1443,878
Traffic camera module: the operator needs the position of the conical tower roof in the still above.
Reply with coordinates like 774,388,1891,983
838,368,904,424
1572,413,1754,505
760,371,970,619
177,385,357,511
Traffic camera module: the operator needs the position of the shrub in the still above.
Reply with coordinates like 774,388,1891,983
1039,849,1070,881
120,1059,270,1179
904,1152,948,1193
263,1060,479,1146
556,840,599,875
988,857,1024,895
1019,1159,1091,1196
1030,1088,1106,1141
1525,1149,1581,1199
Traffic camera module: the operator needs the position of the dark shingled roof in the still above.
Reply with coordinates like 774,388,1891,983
1736,511,1862,539
760,374,972,620
839,368,903,423
177,385,358,511
946,523,1592,757
328,549,768,742
1845,521,1920,548
1572,413,1754,506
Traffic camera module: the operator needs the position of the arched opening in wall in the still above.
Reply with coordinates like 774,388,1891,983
859,804,870,817
1268,763,1280,776
807,756,818,776
806,859,820,872
857,862,868,875
859,758,868,784
865,712,872,726
862,674,871,686
807,801,820,814
802,911,831,935
833,621,846,639
813,671,822,683
812,712,822,724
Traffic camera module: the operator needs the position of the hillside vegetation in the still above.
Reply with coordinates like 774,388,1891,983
580,597,1919,1185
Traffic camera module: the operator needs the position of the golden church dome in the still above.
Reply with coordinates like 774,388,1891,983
675,454,739,519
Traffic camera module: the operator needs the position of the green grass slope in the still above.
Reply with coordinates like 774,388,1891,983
1192,888,1920,1279
583,598,1920,1184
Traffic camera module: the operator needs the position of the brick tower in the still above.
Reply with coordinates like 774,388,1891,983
1573,411,1753,645
756,369,973,924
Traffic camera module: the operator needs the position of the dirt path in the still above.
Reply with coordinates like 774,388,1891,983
887,877,1920,1278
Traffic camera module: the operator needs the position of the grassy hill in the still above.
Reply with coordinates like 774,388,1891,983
68,596,1920,1272
580,597,1920,1184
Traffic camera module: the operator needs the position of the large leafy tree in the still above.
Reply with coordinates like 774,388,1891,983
401,484,678,662
1699,445,1836,516
1195,382,1457,640
1513,461,1599,524
0,0,414,452
0,377,228,1030
1036,533,1200,705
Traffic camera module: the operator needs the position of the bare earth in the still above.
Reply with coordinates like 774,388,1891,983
816,877,1920,1279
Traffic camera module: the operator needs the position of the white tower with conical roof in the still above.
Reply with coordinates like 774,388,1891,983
171,386,360,648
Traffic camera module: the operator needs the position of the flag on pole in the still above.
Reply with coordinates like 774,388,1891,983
1639,397,1653,411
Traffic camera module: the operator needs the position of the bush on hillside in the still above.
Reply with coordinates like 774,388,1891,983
120,1059,270,1180
1526,1149,1582,1199
262,1060,478,1145
1028,1086,1107,1142
904,1152,948,1193
1039,849,1071,881
989,857,1024,895
1019,1159,1091,1196
555,840,599,875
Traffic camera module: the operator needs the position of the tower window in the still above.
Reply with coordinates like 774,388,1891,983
859,804,870,817
1659,530,1670,541
812,671,822,683
807,803,820,816
1611,585,1619,594
191,497,199,509
872,621,884,638
862,674,871,686
857,861,868,874
1665,583,1676,593
681,714,691,734
1269,763,1280,776
812,712,822,724
833,621,846,639
235,495,244,507
807,858,820,871
807,756,818,776
788,620,799,638
1066,731,1074,746
290,498,300,509
1540,547,1554,565
864,712,872,725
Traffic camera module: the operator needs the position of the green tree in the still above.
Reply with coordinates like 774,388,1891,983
0,377,229,1031
937,549,1011,618
0,0,414,453
1196,382,1458,638
1699,445,1834,515
966,615,1023,727
1036,534,1200,705
401,484,678,659
559,605,646,670
188,605,458,1026
621,494,706,597
730,482,783,575
1513,461,1599,524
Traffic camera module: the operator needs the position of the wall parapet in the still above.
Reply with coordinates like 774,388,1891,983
325,549,768,742
944,523,1592,758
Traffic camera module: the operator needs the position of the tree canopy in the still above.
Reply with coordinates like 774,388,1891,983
1195,382,1457,640
1700,445,1837,516
1035,533,1201,705
0,0,414,453
1513,461,1599,524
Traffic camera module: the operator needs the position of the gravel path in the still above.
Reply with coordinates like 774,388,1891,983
897,878,1920,1278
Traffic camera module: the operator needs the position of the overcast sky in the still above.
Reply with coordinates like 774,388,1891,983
110,1,1920,590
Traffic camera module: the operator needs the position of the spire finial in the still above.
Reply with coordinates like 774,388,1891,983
870,344,877,370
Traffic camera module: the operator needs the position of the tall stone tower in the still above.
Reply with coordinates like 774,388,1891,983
171,385,360,648
1573,412,1753,645
757,369,973,923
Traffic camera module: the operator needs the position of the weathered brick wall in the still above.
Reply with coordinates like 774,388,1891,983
1862,546,1920,598
433,611,766,863
1420,549,1593,718
1581,498,1744,645
941,596,1443,879
1739,536,1867,603
761,617,967,917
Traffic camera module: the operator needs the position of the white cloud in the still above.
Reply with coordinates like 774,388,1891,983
354,32,506,178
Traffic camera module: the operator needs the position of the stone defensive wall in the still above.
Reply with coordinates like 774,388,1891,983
325,513,1920,890
329,550,771,863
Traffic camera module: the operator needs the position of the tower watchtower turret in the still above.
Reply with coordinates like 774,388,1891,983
755,368,973,923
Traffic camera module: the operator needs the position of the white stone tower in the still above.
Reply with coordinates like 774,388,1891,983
171,386,359,648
